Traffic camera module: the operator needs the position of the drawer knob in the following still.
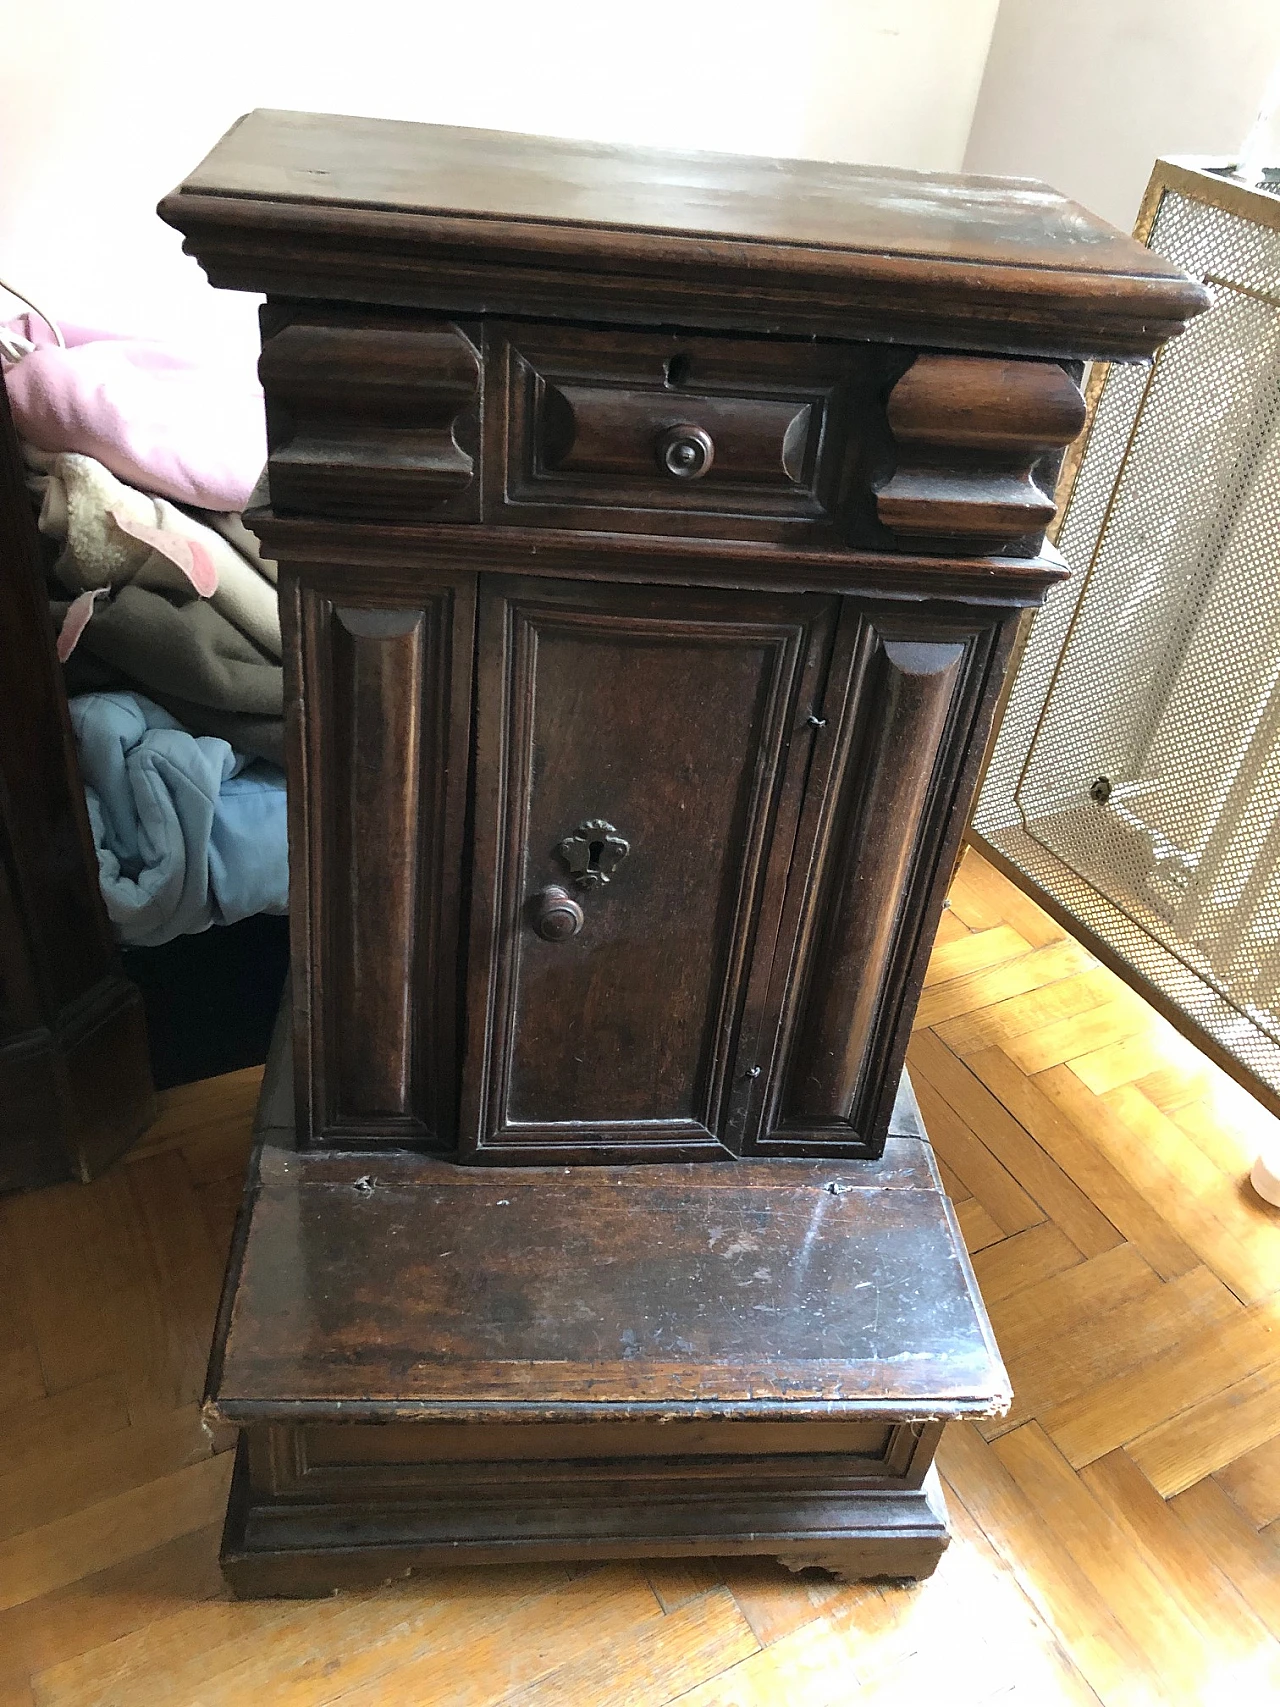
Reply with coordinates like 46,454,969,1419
532,885,585,941
657,423,715,480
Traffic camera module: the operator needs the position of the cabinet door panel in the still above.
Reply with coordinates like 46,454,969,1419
741,602,1004,1157
463,577,835,1162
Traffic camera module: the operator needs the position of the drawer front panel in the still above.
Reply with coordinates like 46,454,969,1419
489,325,887,543
254,313,1082,555
463,577,835,1161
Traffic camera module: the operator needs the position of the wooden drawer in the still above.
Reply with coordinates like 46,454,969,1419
256,311,1085,556
488,324,888,543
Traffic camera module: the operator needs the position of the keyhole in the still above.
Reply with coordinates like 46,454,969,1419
664,352,691,388
588,839,605,872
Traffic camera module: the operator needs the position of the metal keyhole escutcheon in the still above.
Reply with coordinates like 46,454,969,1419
557,819,630,889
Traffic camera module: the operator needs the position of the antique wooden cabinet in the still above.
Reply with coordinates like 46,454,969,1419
161,112,1205,1594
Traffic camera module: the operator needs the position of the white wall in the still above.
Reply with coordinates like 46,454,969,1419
0,0,999,355
964,0,1280,232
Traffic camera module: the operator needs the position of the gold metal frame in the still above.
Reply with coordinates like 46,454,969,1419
1053,158,1280,537
966,157,1280,1118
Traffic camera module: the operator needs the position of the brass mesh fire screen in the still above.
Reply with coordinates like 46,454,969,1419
971,159,1280,1117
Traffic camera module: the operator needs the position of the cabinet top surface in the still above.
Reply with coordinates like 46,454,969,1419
209,1141,1010,1424
178,108,1182,280
162,110,1207,360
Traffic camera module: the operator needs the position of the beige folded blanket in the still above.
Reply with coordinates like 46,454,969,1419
29,448,281,658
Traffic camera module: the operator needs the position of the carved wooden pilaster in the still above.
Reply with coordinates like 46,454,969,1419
329,607,425,1121
743,608,1001,1156
876,354,1086,554
259,316,481,521
784,635,967,1123
293,578,474,1148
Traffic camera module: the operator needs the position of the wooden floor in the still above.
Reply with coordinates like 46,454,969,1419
2,848,1279,1706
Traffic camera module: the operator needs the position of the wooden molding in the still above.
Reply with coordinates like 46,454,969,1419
293,580,475,1147
259,315,481,521
489,324,877,546
159,112,1211,361
744,610,999,1155
876,355,1087,554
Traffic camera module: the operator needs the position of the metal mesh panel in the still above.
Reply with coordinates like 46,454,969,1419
973,178,1280,1107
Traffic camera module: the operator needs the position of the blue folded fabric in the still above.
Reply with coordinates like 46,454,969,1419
69,690,288,947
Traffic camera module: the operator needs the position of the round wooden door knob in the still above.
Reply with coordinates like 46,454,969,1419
657,423,715,480
532,885,585,941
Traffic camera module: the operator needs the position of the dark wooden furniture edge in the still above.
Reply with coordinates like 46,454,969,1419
217,1444,955,1596
158,112,1209,361
0,369,154,1190
245,513,1072,606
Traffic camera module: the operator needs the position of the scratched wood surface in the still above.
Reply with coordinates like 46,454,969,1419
2,849,1279,1705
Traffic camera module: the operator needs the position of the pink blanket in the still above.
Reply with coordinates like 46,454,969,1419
2,316,266,511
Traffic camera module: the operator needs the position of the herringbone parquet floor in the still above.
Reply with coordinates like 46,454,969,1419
1,849,1278,1706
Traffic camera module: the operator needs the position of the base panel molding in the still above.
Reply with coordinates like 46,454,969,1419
207,1046,1007,1596
220,1439,952,1597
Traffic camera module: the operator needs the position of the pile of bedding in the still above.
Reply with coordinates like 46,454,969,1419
71,693,288,946
2,313,288,945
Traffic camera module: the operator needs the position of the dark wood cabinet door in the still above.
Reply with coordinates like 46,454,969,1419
737,600,1007,1157
462,577,837,1162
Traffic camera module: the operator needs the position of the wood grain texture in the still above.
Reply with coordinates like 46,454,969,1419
877,354,1087,555
979,1263,1236,1442
747,607,1007,1158
274,542,1029,1168
158,110,1209,359
462,579,835,1163
124,110,1244,1665
1079,1448,1279,1683
1171,1477,1280,1641
489,323,895,548
1036,1066,1276,1302
291,576,474,1146
193,1045,989,1589
5,857,1280,1701
329,606,425,1119
780,636,967,1120
1213,1433,1280,1529
249,509,1071,605
992,1423,1270,1706
910,1031,1123,1258
1126,1361,1280,1497
209,1131,1006,1419
259,311,481,521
